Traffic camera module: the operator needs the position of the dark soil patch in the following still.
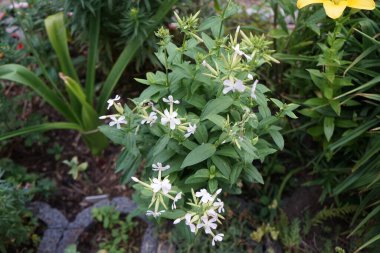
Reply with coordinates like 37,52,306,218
77,217,147,253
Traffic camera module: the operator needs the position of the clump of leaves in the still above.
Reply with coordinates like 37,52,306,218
91,206,137,253
63,156,88,180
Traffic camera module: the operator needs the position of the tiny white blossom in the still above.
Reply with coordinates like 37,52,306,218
161,109,181,130
99,115,108,119
109,115,127,129
172,192,182,209
213,198,225,213
184,124,197,138
248,74,254,80
251,79,259,99
232,44,244,56
195,189,213,204
141,112,157,126
10,2,29,9
150,178,172,194
202,60,208,67
163,95,180,105
173,218,181,224
223,79,246,94
206,209,218,218
152,162,170,172
146,210,165,218
131,177,139,182
212,233,224,246
197,215,217,234
185,213,196,233
107,95,121,110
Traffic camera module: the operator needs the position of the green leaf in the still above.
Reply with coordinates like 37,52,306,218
185,169,210,184
194,124,208,143
45,12,79,82
208,178,218,193
0,122,82,142
211,155,231,178
181,143,216,168
206,114,226,128
244,163,263,184
229,163,243,184
324,117,335,142
0,64,77,123
153,135,170,156
268,130,284,150
200,96,233,120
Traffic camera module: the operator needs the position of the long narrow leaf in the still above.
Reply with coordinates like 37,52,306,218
85,9,101,104
0,122,82,141
45,12,79,82
354,233,380,253
0,64,77,123
97,0,177,113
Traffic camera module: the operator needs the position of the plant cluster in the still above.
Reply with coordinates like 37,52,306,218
100,3,297,245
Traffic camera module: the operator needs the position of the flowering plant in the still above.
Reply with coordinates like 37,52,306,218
100,7,298,245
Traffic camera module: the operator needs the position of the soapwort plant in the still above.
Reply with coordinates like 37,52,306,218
100,6,298,245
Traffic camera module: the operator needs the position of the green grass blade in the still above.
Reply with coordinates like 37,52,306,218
45,12,79,82
349,205,380,237
97,0,177,114
0,122,82,141
0,64,77,122
85,9,101,104
354,233,380,253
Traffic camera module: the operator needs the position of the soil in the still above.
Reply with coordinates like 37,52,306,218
77,217,147,253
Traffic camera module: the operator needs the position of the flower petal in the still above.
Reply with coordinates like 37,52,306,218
297,0,324,8
323,1,347,19
347,0,375,10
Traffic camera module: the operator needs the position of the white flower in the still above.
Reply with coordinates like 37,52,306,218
185,213,196,233
232,44,244,56
184,124,197,138
146,210,165,218
109,115,127,129
173,218,181,224
172,192,182,209
152,162,170,172
206,209,218,218
141,112,157,126
251,79,259,99
131,177,139,182
248,74,254,80
195,189,213,204
213,198,225,213
232,44,252,62
161,109,181,130
212,233,224,246
202,60,207,67
107,95,121,110
150,178,172,194
163,95,180,105
197,215,217,234
10,2,29,9
223,79,246,94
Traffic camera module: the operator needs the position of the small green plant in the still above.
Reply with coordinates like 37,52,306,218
63,156,88,180
0,180,39,253
47,143,64,161
64,244,81,253
91,206,137,253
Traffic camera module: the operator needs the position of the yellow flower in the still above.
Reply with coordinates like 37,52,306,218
297,0,376,19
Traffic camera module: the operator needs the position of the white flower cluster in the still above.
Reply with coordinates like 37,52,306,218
131,162,182,218
201,25,261,100
140,95,197,138
99,95,128,129
173,188,225,246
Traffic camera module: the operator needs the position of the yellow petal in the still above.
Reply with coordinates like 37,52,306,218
347,0,376,10
297,0,324,9
323,1,347,19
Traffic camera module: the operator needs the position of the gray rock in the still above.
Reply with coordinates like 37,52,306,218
31,197,158,253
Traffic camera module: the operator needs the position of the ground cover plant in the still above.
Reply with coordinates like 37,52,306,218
1,0,380,252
